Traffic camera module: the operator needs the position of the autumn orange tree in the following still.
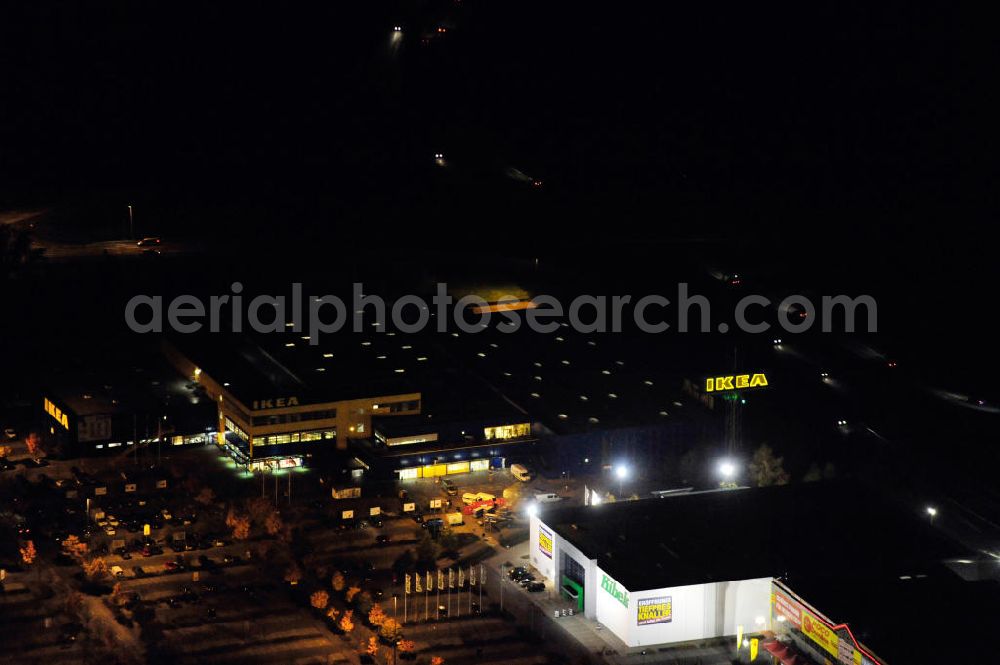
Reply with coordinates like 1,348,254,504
332,571,345,592
338,609,354,634
62,535,89,561
345,585,361,603
430,657,445,665
83,557,109,581
265,511,285,537
25,432,42,456
20,540,37,565
365,636,379,656
225,507,251,540
310,590,329,609
368,602,387,627
397,639,415,654
326,606,341,621
379,617,402,642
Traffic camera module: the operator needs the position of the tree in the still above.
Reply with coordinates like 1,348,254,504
246,497,273,525
356,590,374,616
416,532,438,563
194,487,216,506
63,534,89,561
83,557,109,581
310,590,329,609
20,540,36,565
338,609,354,634
0,445,12,458
397,639,415,654
110,582,128,607
326,606,341,621
265,511,284,537
430,657,445,665
438,527,459,554
379,617,402,642
749,444,790,487
366,636,379,656
345,586,361,603
332,571,345,592
368,602,387,627
225,508,251,540
25,432,42,456
391,549,416,579
284,563,303,585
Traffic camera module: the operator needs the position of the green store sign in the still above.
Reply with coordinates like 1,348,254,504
601,574,629,607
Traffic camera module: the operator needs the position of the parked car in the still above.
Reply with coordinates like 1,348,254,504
508,566,529,581
526,581,545,592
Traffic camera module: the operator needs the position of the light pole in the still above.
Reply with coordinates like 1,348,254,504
500,563,505,612
718,459,738,488
615,464,628,498
127,204,133,239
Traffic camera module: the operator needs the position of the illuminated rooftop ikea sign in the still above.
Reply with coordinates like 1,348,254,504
44,397,70,429
705,373,768,393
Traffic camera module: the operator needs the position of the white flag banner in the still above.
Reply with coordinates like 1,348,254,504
437,569,444,591
480,563,486,585
448,568,455,589
469,564,476,586
458,567,465,588
405,574,411,594
427,571,434,592
415,572,422,593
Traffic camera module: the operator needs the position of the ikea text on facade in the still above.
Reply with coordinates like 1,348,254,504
44,397,69,429
705,373,768,392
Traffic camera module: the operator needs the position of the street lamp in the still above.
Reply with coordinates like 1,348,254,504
526,502,538,518
718,460,736,479
926,506,938,523
615,464,628,497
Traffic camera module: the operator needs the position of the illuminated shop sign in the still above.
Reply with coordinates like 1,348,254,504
252,396,300,410
637,596,672,625
538,525,553,559
44,397,69,429
600,574,629,607
705,373,768,392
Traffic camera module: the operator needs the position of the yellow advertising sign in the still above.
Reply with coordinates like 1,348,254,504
44,397,69,429
750,638,759,661
802,611,840,658
636,596,672,625
705,373,768,392
538,526,554,559
736,625,744,651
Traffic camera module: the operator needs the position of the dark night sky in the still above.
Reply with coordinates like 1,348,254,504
1,1,995,363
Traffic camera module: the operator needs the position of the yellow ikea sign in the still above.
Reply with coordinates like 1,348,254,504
705,373,768,392
44,397,70,429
